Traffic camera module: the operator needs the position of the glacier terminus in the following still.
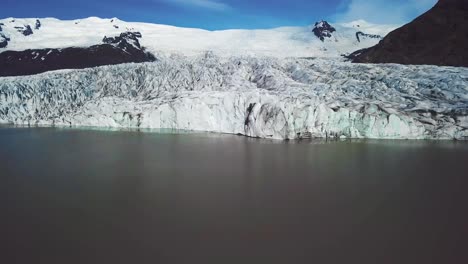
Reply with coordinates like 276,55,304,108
1,54,467,140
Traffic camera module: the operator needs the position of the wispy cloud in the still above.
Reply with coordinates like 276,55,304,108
160,0,231,11
334,0,437,24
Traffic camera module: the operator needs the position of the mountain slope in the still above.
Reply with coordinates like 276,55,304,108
0,17,397,58
0,32,156,76
350,0,468,67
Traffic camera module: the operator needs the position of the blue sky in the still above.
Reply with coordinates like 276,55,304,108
1,0,437,29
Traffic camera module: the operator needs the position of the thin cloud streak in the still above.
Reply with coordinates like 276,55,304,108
160,0,231,11
334,0,437,24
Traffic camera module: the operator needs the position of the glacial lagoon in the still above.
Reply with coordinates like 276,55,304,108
2,126,468,263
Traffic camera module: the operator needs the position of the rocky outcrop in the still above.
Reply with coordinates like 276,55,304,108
15,25,33,36
355,32,381,42
350,0,468,67
0,32,156,76
1,22,10,48
0,33,10,48
102,32,143,53
312,21,336,41
35,19,41,30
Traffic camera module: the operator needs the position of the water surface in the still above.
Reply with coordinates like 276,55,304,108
1,127,468,263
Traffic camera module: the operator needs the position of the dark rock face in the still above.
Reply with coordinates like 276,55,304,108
355,31,382,42
0,22,4,31
350,0,468,67
15,25,33,36
103,32,143,52
35,19,41,30
312,21,336,41
0,34,10,48
0,32,156,77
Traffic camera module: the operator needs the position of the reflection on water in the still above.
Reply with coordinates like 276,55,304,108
1,127,468,263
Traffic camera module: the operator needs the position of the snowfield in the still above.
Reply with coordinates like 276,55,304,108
0,17,397,57
1,54,467,140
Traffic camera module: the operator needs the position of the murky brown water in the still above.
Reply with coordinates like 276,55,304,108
1,126,468,263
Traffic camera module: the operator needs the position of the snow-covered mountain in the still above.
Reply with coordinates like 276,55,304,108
0,17,398,58
1,54,467,140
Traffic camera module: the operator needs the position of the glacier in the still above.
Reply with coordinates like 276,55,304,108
1,54,467,140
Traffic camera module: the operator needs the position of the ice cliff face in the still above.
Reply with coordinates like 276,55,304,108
1,54,467,140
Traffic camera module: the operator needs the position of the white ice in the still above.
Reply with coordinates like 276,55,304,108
1,54,467,140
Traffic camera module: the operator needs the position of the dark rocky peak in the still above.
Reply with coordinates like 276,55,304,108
312,20,336,41
15,25,33,36
355,31,382,42
103,32,143,52
0,23,4,31
35,19,41,30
